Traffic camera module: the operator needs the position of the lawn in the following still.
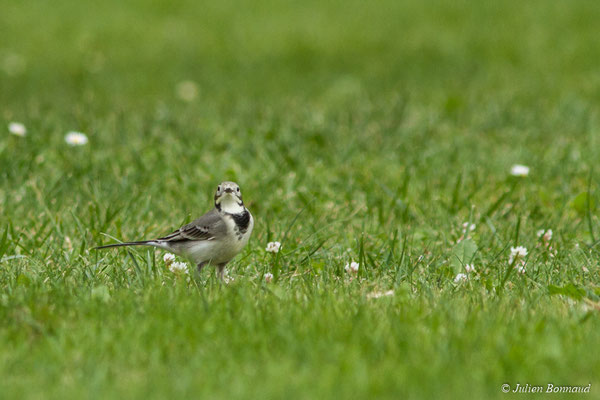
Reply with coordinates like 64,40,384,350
1,0,600,398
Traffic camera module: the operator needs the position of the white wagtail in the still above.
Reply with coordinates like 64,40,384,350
95,181,254,279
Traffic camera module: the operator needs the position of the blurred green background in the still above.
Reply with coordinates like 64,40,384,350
4,0,599,103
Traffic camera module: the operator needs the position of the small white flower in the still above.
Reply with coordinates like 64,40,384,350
8,122,26,137
367,290,394,299
536,229,545,238
163,253,175,265
345,261,359,274
582,266,589,273
457,222,476,243
515,265,526,274
454,273,467,283
462,222,476,232
264,273,273,283
509,246,528,264
536,229,552,243
168,261,189,274
266,241,281,253
223,269,234,284
175,80,198,101
510,164,530,177
65,131,88,146
465,264,476,273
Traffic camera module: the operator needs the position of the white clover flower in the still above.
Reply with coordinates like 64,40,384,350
462,222,476,232
266,241,281,253
8,122,26,137
163,253,175,265
175,80,198,102
510,164,530,177
536,229,545,238
465,264,476,273
345,261,359,274
454,273,467,283
367,290,394,299
65,131,88,146
264,272,273,283
509,246,528,264
223,269,234,283
537,229,552,243
457,222,476,243
168,261,189,274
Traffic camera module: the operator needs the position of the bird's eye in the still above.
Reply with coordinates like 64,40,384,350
236,187,240,192
217,186,221,192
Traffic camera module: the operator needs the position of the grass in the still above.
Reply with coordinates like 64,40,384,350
2,0,600,398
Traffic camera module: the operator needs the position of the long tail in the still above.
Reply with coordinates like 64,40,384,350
94,241,154,250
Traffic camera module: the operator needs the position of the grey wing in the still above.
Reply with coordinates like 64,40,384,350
158,209,226,242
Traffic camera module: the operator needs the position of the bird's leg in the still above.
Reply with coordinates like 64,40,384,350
217,263,228,281
197,261,208,273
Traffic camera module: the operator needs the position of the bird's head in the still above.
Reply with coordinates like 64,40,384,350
214,181,244,213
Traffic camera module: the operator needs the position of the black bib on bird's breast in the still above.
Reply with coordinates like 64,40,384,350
231,210,251,234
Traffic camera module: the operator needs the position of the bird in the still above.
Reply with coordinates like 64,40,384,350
95,181,254,280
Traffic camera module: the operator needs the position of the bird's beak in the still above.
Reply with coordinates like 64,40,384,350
224,188,234,194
